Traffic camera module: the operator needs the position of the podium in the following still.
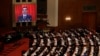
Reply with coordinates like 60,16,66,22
16,22,32,27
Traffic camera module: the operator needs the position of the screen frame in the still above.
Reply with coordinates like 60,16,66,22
12,3,37,27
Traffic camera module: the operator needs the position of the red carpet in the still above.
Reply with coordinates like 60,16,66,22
0,38,29,56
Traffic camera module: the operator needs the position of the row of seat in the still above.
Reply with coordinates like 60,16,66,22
23,46,100,56
23,28,100,56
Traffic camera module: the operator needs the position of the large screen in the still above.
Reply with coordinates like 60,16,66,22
15,4,37,23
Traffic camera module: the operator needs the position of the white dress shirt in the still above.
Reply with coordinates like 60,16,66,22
47,39,51,46
89,46,94,56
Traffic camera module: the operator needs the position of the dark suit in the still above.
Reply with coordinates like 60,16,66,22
18,14,32,22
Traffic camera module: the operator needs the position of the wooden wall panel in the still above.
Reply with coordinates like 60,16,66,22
0,0,12,28
58,0,97,29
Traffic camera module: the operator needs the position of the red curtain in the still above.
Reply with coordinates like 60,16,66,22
15,4,37,22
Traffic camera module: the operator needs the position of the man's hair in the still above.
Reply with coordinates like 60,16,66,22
23,7,27,8
22,7,28,10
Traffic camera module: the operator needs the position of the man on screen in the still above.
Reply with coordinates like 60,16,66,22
17,7,32,22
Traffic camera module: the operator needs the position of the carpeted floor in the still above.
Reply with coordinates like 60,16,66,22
0,38,29,56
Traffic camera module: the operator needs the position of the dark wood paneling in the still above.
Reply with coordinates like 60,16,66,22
58,0,97,29
0,0,12,28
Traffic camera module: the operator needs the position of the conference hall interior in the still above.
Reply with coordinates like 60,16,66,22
0,0,100,56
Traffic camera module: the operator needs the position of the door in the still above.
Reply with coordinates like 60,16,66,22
82,12,96,30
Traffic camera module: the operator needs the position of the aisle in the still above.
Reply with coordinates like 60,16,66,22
0,38,29,56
